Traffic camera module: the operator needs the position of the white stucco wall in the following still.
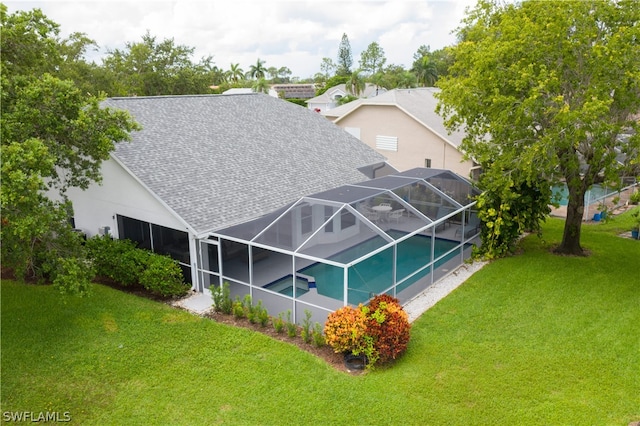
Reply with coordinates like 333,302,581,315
65,158,189,239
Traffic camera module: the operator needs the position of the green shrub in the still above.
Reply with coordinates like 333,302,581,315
273,313,285,334
87,236,188,297
86,236,145,286
300,310,313,343
285,310,297,338
254,300,269,327
211,282,233,314
52,257,94,297
232,296,245,319
138,254,189,297
630,189,640,205
311,322,325,348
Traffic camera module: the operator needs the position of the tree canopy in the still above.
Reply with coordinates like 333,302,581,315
359,42,386,75
336,33,353,76
437,0,640,257
1,5,139,290
101,31,217,96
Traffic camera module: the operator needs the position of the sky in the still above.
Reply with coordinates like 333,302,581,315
5,0,477,79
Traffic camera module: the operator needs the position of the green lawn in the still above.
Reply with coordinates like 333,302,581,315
2,211,639,425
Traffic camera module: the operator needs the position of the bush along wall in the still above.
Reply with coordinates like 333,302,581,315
86,236,190,297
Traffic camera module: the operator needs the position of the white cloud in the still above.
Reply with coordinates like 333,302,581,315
5,0,476,78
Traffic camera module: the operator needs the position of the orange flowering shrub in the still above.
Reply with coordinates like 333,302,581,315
365,295,411,363
324,294,411,368
323,305,368,354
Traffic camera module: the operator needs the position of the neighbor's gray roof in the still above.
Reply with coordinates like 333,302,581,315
103,93,386,235
306,83,386,104
325,87,467,148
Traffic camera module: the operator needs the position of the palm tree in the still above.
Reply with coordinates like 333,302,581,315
345,70,366,97
226,63,244,83
412,56,438,87
248,58,266,80
252,77,270,94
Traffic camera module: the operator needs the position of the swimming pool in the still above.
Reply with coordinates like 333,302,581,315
263,276,309,297
264,230,461,304
552,184,617,207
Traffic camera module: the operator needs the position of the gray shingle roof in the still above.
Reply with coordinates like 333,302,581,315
306,83,385,104
326,87,467,148
102,93,386,235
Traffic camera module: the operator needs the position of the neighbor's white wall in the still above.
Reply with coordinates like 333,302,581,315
65,158,188,238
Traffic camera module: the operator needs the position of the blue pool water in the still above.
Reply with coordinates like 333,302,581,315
264,276,309,297
553,184,617,207
265,231,460,304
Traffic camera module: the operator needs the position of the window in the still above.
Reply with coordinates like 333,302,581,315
340,210,356,230
301,205,313,235
116,215,191,283
324,206,334,233
376,135,398,151
425,158,432,168
152,224,190,264
117,215,152,250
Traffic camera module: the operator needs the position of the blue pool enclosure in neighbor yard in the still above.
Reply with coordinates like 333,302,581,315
197,168,482,326
552,181,637,221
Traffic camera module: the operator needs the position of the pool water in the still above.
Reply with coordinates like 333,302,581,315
552,184,617,207
265,230,460,304
264,276,309,297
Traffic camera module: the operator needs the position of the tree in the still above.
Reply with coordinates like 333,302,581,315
345,70,365,97
336,33,353,76
101,31,215,96
437,0,640,257
0,5,99,106
277,66,292,83
247,58,266,80
412,56,438,86
359,41,387,76
1,7,139,289
252,77,270,94
320,57,337,77
226,63,245,83
372,64,417,90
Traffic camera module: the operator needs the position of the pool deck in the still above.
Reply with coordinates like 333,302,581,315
174,256,486,323
550,185,637,220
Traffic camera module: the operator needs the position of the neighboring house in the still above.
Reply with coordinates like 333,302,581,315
224,85,316,99
269,84,315,99
323,87,478,178
306,83,386,113
65,93,389,289
222,88,253,95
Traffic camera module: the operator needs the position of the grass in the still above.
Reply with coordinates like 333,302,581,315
2,208,639,425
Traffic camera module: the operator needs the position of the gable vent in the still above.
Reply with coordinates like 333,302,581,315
375,135,398,152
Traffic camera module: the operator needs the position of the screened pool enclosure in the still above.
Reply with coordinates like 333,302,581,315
197,168,481,325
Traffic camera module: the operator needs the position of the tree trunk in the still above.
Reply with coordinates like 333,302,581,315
555,185,586,256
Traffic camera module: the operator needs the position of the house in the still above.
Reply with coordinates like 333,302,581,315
306,83,386,113
66,92,480,325
323,87,478,178
269,84,316,99
66,93,389,283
